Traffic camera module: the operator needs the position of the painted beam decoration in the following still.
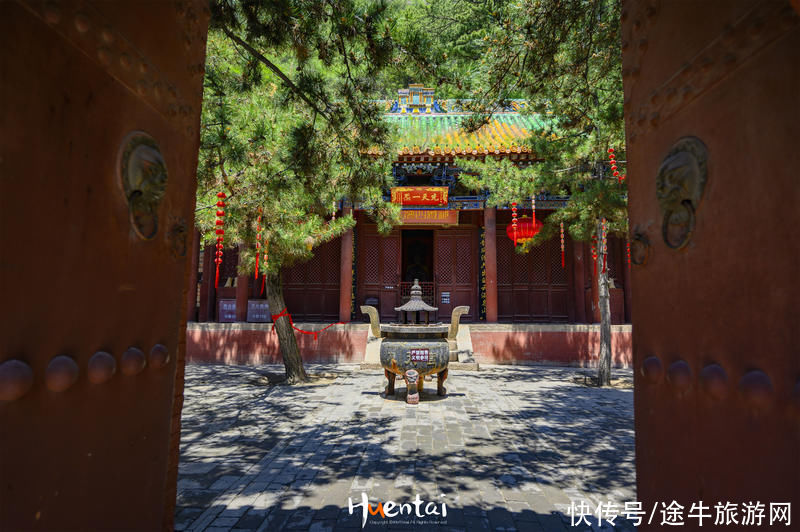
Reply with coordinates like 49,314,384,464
391,186,449,206
401,209,459,225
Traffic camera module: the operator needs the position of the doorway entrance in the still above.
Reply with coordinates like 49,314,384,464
401,229,433,282
401,230,435,311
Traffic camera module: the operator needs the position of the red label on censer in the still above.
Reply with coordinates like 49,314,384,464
409,349,429,362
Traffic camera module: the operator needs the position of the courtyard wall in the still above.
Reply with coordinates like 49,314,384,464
186,322,633,367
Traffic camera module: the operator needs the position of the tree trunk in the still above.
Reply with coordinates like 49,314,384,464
596,223,612,387
265,271,308,383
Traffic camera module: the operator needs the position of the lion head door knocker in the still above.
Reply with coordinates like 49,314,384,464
118,132,168,240
656,137,708,249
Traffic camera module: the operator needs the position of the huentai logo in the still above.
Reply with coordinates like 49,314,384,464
348,492,448,527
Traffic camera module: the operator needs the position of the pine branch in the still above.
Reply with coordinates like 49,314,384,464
220,26,333,126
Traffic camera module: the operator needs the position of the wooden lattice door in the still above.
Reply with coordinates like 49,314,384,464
357,225,400,321
497,232,570,322
434,229,478,322
283,237,341,321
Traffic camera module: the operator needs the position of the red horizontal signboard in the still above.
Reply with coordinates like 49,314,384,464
391,186,449,206
401,209,459,225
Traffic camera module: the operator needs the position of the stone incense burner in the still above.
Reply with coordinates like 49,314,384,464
361,280,468,404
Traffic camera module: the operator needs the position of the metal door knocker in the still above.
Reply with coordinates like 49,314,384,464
118,132,168,239
656,137,708,249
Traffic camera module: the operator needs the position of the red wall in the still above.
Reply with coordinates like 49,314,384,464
186,325,368,365
470,329,632,366
186,324,631,367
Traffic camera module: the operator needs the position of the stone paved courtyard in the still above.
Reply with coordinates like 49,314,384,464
175,364,636,531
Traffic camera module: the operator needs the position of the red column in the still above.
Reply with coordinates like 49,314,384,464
484,207,498,322
572,237,587,322
235,244,249,322
185,229,200,322
339,207,354,323
622,240,632,323
198,243,214,322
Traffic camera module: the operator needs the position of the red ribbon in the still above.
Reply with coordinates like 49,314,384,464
270,308,343,341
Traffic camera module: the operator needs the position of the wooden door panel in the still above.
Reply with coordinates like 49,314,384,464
435,229,478,322
528,290,549,317
357,226,399,321
496,228,572,322
0,2,209,529
624,1,799,523
550,290,569,321
283,237,340,321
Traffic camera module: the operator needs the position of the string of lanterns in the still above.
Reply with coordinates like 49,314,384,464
261,238,268,295
601,218,608,274
610,146,631,268
591,234,598,278
608,147,626,183
511,201,518,247
626,239,631,269
214,192,226,289
560,221,565,268
255,207,262,280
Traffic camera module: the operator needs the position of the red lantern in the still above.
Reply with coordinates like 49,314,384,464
511,202,518,246
261,239,269,295
214,192,227,289
560,221,565,268
627,239,631,269
591,235,598,277
505,216,543,244
601,218,608,274
255,208,262,280
609,148,625,184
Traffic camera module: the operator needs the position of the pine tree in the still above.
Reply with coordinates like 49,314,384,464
198,1,402,383
427,0,627,386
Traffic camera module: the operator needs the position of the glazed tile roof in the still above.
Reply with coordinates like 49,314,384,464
383,113,550,157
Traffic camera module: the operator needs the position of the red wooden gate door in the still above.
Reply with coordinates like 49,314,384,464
358,224,401,321
435,229,478,322
284,237,341,321
624,1,799,528
496,232,570,323
0,2,208,529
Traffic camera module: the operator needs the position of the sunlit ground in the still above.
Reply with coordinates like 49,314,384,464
176,364,636,531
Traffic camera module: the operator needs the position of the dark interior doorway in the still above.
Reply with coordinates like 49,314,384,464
402,230,433,282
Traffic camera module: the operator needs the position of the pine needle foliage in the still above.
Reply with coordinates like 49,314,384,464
197,0,404,273
401,0,628,385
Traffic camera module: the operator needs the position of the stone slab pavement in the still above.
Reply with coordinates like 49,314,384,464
175,364,636,532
